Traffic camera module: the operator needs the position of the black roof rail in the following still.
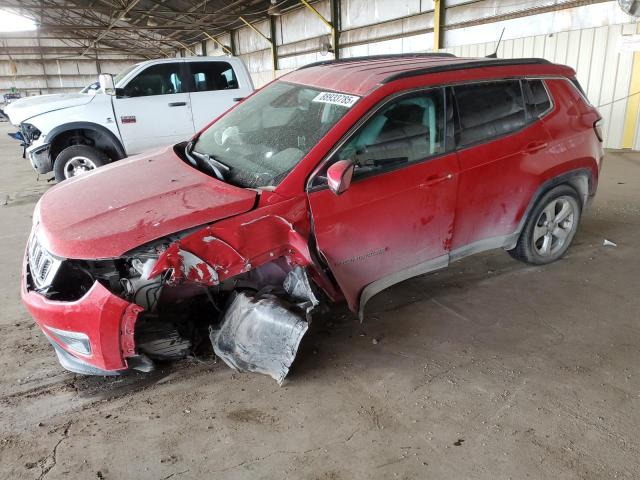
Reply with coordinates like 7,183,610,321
382,57,552,83
297,52,457,70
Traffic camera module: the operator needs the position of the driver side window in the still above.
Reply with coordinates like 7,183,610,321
123,64,185,98
314,89,445,187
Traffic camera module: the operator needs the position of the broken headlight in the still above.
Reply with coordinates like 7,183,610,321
20,123,41,144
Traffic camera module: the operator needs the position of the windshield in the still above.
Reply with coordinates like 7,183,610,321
114,63,140,87
192,81,357,188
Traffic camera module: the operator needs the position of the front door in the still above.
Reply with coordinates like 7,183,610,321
114,62,195,155
307,88,459,313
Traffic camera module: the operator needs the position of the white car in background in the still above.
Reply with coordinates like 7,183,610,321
7,57,254,181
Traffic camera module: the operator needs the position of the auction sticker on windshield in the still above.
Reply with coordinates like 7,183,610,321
312,92,360,108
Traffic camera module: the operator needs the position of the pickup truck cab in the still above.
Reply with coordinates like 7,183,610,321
7,56,253,181
22,54,603,383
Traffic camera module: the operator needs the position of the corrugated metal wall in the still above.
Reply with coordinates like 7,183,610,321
11,0,636,148
0,58,139,95
207,0,638,150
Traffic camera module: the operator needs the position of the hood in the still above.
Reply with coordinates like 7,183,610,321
36,146,257,259
6,93,95,125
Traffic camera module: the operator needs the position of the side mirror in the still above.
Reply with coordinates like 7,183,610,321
99,73,116,96
327,160,354,195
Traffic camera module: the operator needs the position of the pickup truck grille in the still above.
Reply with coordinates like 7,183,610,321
28,234,62,291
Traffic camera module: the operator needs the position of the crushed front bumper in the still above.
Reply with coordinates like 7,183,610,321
21,260,142,374
26,143,52,174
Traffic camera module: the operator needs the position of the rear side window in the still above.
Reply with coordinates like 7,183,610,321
570,78,588,99
454,80,526,147
523,79,552,118
123,63,185,97
189,62,238,92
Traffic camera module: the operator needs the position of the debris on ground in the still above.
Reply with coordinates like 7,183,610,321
603,239,617,247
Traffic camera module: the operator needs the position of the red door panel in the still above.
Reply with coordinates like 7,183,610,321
449,80,554,251
450,121,552,250
308,153,459,311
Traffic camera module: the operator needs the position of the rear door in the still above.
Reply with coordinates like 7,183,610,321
449,79,553,254
113,61,194,154
187,60,253,131
307,88,459,312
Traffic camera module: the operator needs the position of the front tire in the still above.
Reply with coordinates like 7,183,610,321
53,145,109,182
509,185,581,265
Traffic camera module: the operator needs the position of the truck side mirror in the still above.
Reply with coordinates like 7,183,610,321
99,74,116,96
327,160,354,195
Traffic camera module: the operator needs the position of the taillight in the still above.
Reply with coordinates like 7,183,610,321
593,119,603,142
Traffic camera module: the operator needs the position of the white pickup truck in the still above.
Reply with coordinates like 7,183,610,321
6,57,254,181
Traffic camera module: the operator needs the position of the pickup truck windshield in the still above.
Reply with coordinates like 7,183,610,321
193,82,356,188
114,64,139,87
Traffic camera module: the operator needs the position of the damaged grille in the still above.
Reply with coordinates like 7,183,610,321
28,234,62,291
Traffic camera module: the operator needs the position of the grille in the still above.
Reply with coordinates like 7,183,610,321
28,233,62,290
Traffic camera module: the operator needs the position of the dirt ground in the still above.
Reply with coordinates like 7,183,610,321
1,120,639,480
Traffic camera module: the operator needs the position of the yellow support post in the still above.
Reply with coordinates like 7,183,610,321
300,0,337,56
239,16,276,79
622,23,640,149
201,31,233,56
300,0,333,31
433,0,444,51
176,41,196,56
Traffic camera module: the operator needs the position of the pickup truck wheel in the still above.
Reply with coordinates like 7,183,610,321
53,145,109,182
509,185,581,265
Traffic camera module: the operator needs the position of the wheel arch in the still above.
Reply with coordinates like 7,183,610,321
48,122,126,164
505,167,593,250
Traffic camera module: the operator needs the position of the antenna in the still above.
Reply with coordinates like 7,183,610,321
486,28,506,58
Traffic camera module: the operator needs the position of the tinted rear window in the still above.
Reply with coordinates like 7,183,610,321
454,80,526,147
571,78,587,98
523,79,552,118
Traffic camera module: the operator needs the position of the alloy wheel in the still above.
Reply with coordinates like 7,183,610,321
532,196,576,257
64,156,97,178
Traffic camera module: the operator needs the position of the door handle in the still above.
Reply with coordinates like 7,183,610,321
233,97,245,102
168,101,187,107
524,141,548,154
419,173,453,188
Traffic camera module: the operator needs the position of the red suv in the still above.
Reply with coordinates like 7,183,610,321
22,54,603,383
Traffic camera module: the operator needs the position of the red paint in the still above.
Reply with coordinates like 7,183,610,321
23,56,602,373
308,152,459,311
36,146,256,259
21,257,138,371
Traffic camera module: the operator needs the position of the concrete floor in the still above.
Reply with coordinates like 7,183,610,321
0,120,639,480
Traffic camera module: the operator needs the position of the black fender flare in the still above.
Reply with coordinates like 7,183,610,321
47,122,126,161
505,167,594,250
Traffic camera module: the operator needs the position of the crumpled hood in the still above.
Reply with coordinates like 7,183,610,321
36,146,257,259
6,93,95,125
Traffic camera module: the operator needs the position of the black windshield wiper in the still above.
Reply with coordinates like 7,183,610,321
190,148,230,181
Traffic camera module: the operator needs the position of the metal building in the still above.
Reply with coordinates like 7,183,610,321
1,0,639,149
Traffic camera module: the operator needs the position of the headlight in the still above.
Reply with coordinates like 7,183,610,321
20,123,41,142
43,326,92,355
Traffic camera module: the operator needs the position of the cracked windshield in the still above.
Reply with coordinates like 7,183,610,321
192,81,358,188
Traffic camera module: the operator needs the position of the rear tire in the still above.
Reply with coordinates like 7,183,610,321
53,145,109,182
509,185,581,265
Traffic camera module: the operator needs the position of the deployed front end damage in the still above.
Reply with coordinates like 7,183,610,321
24,220,321,383
133,253,319,383
211,267,318,384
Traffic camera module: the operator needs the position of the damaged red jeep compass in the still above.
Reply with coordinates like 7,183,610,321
22,54,603,383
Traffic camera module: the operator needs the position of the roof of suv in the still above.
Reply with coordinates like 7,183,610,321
285,54,570,96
